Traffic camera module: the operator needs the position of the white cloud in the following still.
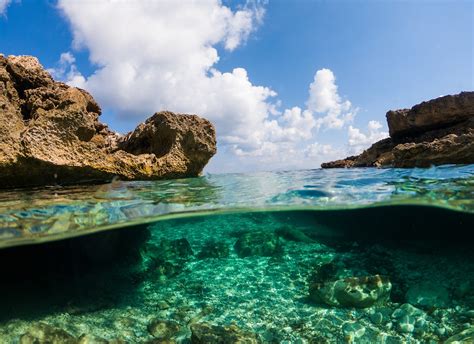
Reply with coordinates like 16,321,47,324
347,120,389,154
305,142,338,158
47,51,86,88
307,68,356,130
0,0,11,14
56,1,365,172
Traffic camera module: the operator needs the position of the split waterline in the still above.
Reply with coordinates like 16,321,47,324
0,166,473,342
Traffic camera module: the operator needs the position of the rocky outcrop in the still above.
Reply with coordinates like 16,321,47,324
322,92,474,168
0,54,216,188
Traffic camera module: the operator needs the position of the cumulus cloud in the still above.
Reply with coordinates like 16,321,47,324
0,0,11,14
47,51,86,88
55,1,361,171
347,120,389,154
307,68,356,130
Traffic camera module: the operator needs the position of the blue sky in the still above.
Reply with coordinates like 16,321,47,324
1,0,472,172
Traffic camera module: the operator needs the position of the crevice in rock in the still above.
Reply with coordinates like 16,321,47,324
5,65,34,121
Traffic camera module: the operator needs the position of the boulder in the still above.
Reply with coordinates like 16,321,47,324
309,275,391,308
322,92,474,168
0,54,216,188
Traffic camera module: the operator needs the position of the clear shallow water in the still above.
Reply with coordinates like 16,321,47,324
0,165,473,248
0,166,473,343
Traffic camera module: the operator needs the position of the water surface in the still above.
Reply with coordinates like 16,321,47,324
0,166,473,343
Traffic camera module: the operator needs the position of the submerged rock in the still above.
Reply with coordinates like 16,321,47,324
19,323,76,344
0,54,216,189
445,326,474,343
275,226,315,243
405,281,450,309
147,319,180,340
322,92,474,168
190,322,260,344
234,231,284,258
197,240,230,259
142,238,194,279
309,275,392,308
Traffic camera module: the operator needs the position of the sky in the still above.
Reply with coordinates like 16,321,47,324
1,0,472,173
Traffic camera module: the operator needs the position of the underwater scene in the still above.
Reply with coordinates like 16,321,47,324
0,166,473,343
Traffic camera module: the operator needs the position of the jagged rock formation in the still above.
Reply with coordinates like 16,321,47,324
0,54,216,188
322,92,474,168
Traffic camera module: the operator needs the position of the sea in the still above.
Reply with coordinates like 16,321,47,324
0,166,473,343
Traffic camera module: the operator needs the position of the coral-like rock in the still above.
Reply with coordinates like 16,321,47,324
0,54,216,188
309,275,392,308
322,92,474,168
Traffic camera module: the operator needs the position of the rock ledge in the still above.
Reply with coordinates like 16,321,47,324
0,54,216,188
322,92,474,168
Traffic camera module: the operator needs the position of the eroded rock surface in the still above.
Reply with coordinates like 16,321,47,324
0,54,216,188
322,92,474,168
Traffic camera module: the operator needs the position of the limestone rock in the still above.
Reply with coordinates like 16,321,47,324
190,322,260,344
0,54,216,189
322,92,474,168
386,92,474,138
309,275,391,308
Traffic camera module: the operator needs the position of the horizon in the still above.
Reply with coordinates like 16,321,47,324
1,0,472,173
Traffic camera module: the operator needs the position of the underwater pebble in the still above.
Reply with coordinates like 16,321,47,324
342,321,366,338
392,303,428,334
369,312,384,325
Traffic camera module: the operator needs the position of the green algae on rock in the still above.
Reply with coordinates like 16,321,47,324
0,54,216,189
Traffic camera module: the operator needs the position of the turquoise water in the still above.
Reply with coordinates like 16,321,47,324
0,166,473,343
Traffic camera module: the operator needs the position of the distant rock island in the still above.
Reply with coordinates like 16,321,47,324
0,55,216,189
322,92,474,168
